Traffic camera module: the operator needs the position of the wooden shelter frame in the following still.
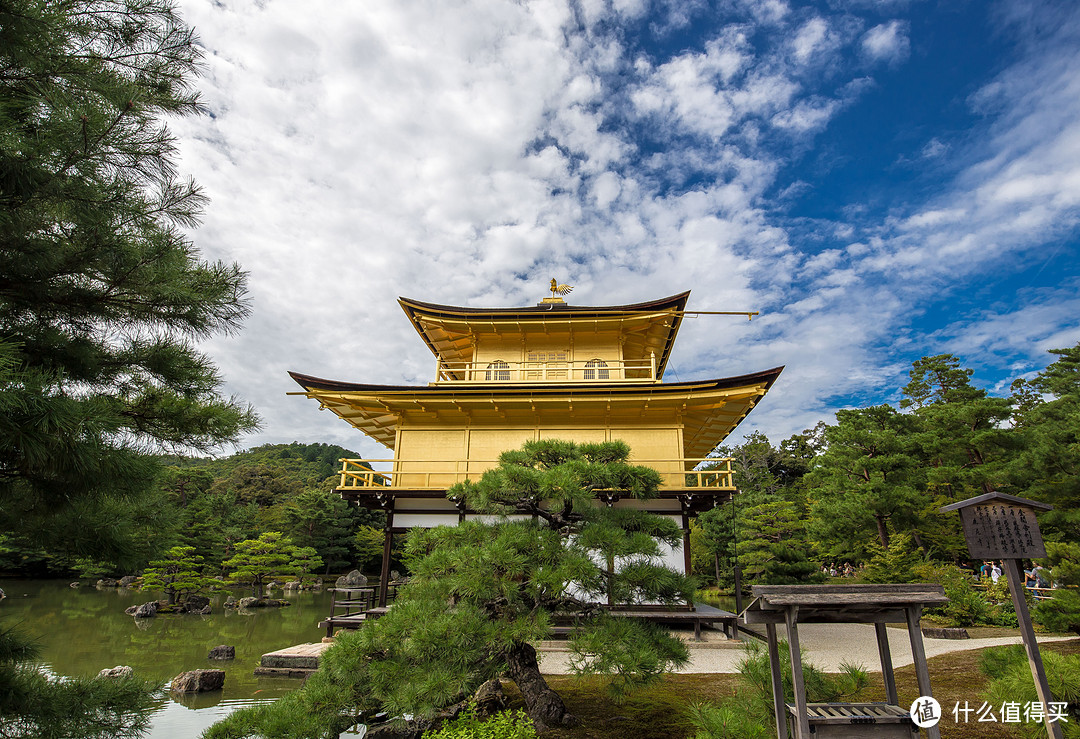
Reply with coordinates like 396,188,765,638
743,584,949,739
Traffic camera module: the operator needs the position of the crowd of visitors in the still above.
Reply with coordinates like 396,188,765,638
820,562,856,578
974,560,1055,598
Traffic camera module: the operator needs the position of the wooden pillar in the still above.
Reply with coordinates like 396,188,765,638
766,623,789,739
682,526,692,576
733,565,743,617
875,622,898,705
1004,558,1064,739
378,507,394,607
904,605,941,739
785,607,811,739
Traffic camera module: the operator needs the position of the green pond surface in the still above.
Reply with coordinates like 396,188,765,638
0,578,341,738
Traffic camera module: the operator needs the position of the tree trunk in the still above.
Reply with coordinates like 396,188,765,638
875,515,890,549
505,642,578,731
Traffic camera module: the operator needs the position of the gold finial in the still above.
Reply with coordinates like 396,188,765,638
549,278,573,299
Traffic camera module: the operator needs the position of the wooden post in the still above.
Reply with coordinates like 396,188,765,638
904,606,941,739
785,607,811,739
378,525,393,608
766,623,789,739
1004,558,1064,739
939,494,1060,739
733,565,743,617
875,622,899,705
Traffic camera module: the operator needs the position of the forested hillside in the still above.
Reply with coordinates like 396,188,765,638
0,443,386,578
693,345,1080,626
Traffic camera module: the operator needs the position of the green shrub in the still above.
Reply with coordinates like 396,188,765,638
686,640,868,739
912,562,992,627
861,533,923,584
686,701,772,739
1035,590,1080,633
423,706,537,739
980,645,1080,738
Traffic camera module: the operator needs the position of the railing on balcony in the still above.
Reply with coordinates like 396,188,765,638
339,457,735,491
433,354,658,384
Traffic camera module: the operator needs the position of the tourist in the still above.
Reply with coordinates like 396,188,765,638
990,561,1002,584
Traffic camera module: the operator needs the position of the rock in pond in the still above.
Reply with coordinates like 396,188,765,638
133,601,159,618
118,575,139,588
335,570,368,588
171,669,225,693
96,578,119,588
226,596,290,610
184,594,211,611
98,665,134,679
207,645,235,660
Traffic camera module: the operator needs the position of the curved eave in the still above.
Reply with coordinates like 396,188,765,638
398,292,690,377
289,366,779,395
289,366,783,457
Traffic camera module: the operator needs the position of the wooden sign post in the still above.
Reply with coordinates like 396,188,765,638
940,492,1062,739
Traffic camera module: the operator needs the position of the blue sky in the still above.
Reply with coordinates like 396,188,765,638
171,0,1080,458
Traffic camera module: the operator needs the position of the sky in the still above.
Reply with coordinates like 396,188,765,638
169,0,1080,459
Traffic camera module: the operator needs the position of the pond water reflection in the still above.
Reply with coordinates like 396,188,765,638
1,579,337,737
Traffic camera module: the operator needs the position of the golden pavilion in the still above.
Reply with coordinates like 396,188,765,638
290,289,782,609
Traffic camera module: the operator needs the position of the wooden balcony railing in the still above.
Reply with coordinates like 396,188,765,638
339,457,735,491
433,355,658,384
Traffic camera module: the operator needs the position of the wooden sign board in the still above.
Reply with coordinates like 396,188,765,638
959,503,1045,559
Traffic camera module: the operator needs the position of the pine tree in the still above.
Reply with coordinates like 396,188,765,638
1009,344,1080,541
207,440,693,736
140,545,216,605
221,532,322,597
0,0,258,566
806,405,925,557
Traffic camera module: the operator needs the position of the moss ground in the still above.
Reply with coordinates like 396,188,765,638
499,639,1080,739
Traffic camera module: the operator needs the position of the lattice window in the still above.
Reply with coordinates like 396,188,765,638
525,350,567,380
583,358,609,380
485,360,510,381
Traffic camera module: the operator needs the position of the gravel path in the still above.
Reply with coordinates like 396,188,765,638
537,624,1076,674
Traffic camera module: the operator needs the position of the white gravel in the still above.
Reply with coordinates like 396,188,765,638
537,624,1076,674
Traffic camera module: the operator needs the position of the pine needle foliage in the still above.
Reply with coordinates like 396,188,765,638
980,645,1080,738
0,0,258,566
220,532,322,597
206,440,694,736
687,640,868,739
0,622,159,739
139,544,217,604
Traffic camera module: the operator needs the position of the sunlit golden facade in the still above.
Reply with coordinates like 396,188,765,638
290,291,782,602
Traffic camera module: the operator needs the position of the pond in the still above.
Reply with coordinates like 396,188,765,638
0,578,342,738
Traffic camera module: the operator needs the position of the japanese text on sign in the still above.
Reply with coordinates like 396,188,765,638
959,504,1045,559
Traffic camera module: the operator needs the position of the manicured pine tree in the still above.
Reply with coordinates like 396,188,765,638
206,440,693,736
140,545,217,605
221,532,323,597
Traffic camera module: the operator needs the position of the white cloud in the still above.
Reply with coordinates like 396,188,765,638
164,0,1080,458
861,20,910,64
791,17,830,64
